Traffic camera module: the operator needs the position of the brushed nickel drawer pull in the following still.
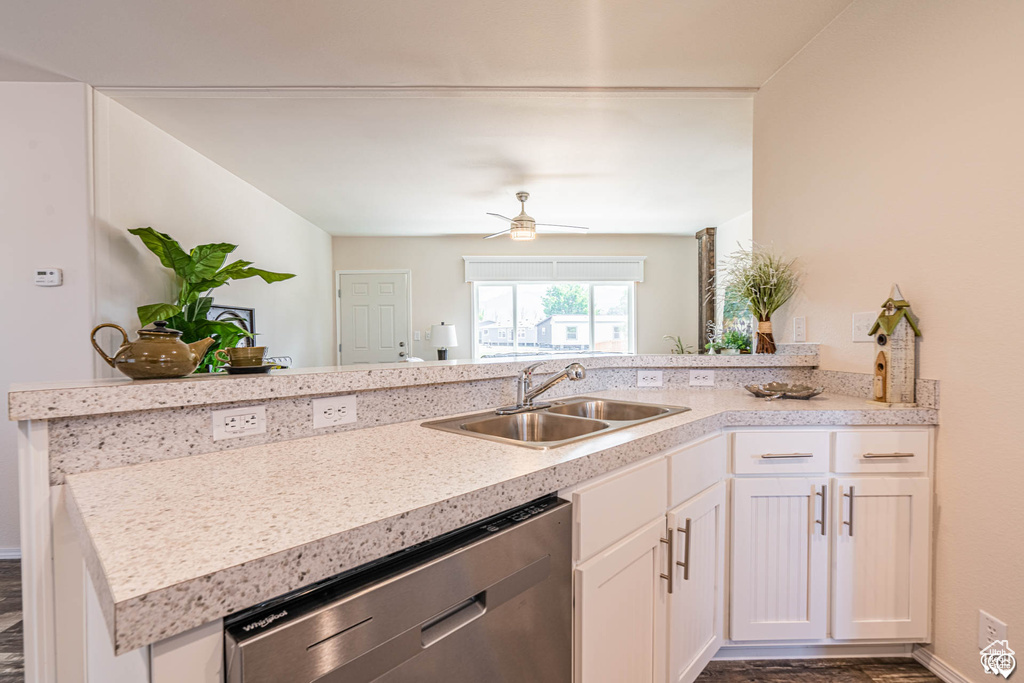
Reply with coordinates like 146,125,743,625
676,518,691,581
760,452,814,459
660,533,674,594
863,452,915,458
842,486,855,536
815,484,827,536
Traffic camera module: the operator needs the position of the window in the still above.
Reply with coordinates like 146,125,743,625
473,281,635,358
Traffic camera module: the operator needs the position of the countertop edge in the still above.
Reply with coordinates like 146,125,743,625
9,352,818,421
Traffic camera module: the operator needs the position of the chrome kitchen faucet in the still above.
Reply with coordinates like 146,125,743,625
496,362,586,415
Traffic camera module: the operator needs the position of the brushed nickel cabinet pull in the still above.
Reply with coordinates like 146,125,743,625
815,484,828,536
660,532,674,594
863,452,914,458
760,452,814,459
842,486,855,536
676,518,692,581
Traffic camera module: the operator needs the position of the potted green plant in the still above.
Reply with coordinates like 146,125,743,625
719,329,752,355
722,244,801,354
129,227,296,372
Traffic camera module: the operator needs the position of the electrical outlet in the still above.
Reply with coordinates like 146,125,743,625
313,395,358,429
689,370,715,387
637,370,663,387
212,405,266,441
979,610,1009,650
425,329,431,341
793,317,806,343
852,311,876,342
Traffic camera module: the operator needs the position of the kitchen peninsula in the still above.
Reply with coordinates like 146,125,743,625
10,348,939,682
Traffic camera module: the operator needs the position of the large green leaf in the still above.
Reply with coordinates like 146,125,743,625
228,267,297,284
128,228,191,277
186,243,236,281
137,302,182,327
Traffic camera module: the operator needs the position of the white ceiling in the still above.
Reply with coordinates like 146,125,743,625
2,0,850,236
1,0,850,87
112,92,753,236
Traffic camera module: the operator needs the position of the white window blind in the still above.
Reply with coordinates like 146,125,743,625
463,256,645,282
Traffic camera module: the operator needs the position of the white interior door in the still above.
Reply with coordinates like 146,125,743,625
832,477,931,641
338,271,410,364
575,516,667,683
667,482,726,683
730,477,829,641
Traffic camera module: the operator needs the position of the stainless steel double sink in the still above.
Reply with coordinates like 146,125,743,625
423,397,690,449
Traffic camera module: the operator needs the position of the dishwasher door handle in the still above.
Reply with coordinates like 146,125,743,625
420,593,487,648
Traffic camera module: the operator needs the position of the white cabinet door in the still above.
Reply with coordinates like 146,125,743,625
667,483,726,683
731,477,829,641
575,517,667,683
832,477,931,641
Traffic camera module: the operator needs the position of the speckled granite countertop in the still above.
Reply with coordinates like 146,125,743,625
8,349,818,420
64,386,934,654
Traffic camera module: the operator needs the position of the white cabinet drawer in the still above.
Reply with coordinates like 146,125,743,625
834,429,930,474
732,430,830,474
572,457,668,562
668,433,727,507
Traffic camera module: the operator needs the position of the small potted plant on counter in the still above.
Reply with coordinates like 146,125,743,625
719,329,752,355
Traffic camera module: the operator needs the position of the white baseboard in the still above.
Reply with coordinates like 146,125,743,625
0,548,21,560
913,647,972,683
714,643,915,660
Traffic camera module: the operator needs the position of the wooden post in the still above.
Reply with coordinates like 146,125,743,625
695,228,716,353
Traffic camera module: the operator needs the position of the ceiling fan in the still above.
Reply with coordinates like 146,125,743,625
484,191,591,240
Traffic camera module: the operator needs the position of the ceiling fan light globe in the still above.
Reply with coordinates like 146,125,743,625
510,223,536,241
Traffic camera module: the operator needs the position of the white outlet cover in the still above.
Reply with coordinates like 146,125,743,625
313,395,358,429
637,370,663,387
689,370,715,387
979,610,1009,650
852,311,876,343
212,405,266,441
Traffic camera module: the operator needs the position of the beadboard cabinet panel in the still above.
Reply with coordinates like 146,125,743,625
730,477,829,641
831,477,931,641
667,483,726,683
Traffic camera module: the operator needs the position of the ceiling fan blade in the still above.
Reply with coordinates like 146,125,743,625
486,212,514,223
536,223,590,231
484,228,512,239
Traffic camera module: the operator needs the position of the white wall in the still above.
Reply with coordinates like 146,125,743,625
92,93,335,369
332,234,698,359
0,82,95,554
753,2,1023,679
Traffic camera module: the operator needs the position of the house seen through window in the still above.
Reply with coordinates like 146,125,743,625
473,282,634,358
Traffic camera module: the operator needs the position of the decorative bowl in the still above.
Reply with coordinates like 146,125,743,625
744,382,824,401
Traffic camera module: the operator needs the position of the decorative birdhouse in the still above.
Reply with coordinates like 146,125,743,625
868,284,922,405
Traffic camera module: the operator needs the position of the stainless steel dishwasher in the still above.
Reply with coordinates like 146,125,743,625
224,496,571,683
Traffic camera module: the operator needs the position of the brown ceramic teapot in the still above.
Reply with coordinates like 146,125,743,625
90,321,216,379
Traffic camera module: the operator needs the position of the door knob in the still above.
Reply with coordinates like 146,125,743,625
399,351,406,357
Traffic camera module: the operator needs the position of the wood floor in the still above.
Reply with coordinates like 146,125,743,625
0,560,941,683
697,658,941,682
0,561,22,683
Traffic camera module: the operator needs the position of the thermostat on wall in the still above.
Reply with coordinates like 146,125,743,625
34,268,62,286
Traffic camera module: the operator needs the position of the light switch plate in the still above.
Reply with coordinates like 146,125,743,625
212,405,266,441
793,317,806,343
413,330,421,341
852,311,876,342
